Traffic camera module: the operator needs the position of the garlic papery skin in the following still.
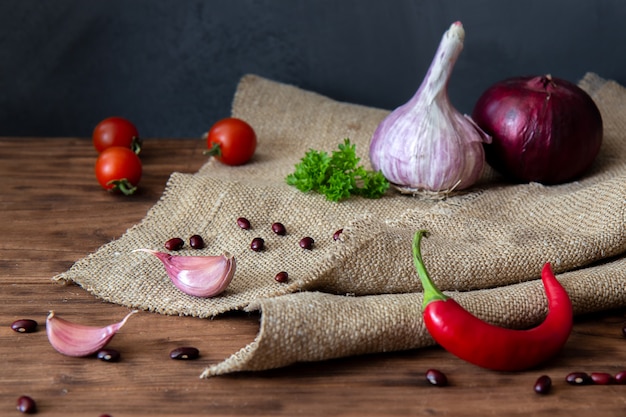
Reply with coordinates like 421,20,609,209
46,310,137,357
135,249,236,298
369,21,491,194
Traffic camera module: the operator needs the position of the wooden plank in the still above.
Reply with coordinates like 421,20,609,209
1,137,625,416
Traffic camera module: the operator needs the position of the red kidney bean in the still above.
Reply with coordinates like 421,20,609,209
271,222,287,236
333,229,343,241
236,217,251,230
16,395,36,414
275,271,289,283
170,346,200,360
250,237,265,252
99,415,113,417
615,370,626,384
534,375,552,394
11,319,38,333
189,234,205,249
299,236,315,250
97,348,121,363
590,372,614,385
425,369,448,387
566,372,593,385
165,237,184,251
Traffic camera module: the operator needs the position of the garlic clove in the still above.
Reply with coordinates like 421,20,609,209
46,310,137,357
134,249,236,298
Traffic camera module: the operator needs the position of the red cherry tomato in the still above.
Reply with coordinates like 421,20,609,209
205,118,257,166
95,146,142,195
93,116,141,154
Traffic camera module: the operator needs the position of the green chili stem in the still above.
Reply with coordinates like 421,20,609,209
412,230,448,309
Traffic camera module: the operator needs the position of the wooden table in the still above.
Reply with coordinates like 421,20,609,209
1,137,625,416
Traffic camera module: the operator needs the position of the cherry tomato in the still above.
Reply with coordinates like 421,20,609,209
95,146,142,195
204,117,256,166
93,116,141,154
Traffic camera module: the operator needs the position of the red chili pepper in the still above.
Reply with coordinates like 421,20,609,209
412,230,573,371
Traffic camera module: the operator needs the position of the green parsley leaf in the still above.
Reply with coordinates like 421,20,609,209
285,149,331,192
286,139,389,202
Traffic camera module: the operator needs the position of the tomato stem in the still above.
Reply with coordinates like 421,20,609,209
107,179,137,196
412,230,448,309
203,143,222,158
130,137,142,155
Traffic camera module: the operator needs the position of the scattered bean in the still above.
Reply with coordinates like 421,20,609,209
11,319,38,333
237,217,251,230
250,237,265,252
299,236,315,250
16,395,36,414
333,229,343,241
425,369,448,387
189,234,205,249
591,372,614,385
97,348,121,363
565,372,593,385
164,237,184,251
534,375,552,394
615,370,626,384
271,222,287,236
275,271,289,283
170,346,200,360
622,323,626,338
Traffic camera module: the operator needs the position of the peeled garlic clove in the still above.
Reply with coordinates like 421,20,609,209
46,310,137,357
134,249,236,298
369,21,491,194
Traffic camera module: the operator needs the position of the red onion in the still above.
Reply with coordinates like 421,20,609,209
472,75,603,184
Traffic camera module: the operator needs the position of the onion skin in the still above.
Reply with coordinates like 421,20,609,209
472,75,603,184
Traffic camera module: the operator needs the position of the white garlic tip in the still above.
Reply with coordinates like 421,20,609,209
446,21,465,41
46,310,137,357
133,249,236,298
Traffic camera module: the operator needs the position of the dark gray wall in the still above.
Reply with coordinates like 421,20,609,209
1,0,624,138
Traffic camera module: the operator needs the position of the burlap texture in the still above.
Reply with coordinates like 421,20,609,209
54,73,626,377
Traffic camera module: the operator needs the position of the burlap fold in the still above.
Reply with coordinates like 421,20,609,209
54,72,626,377
202,257,626,377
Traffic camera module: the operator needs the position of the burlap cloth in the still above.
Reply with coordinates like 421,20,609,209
54,73,626,377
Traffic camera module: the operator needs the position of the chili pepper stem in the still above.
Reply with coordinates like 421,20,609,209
203,143,222,157
412,230,449,309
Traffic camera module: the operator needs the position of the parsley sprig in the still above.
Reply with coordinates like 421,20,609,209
286,139,389,202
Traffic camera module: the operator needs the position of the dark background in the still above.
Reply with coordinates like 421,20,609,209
1,0,624,138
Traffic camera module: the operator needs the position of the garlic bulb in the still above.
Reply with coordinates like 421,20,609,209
369,21,491,194
46,310,137,357
135,249,236,298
